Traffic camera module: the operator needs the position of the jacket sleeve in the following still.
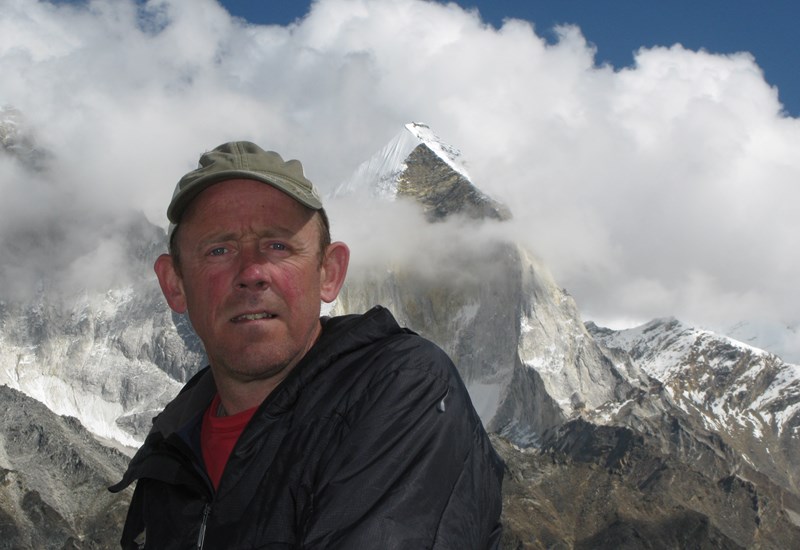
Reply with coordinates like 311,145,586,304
300,337,504,550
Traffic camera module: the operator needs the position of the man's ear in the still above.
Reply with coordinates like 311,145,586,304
320,241,350,303
154,253,188,313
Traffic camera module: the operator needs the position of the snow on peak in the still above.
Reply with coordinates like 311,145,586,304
403,122,471,180
593,317,773,380
333,122,470,199
588,317,800,436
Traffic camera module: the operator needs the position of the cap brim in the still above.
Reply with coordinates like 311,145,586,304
167,170,323,224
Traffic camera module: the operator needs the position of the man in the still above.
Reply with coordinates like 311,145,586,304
110,141,504,549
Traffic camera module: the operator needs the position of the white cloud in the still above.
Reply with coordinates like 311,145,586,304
1,0,798,359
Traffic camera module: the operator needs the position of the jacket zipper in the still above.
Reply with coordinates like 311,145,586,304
197,503,211,550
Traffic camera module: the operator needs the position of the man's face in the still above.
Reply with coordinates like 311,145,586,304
159,179,342,384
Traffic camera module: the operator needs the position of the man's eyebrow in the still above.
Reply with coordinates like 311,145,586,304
195,227,298,247
195,232,238,249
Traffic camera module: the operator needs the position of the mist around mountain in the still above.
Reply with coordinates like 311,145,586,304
0,107,206,450
1,115,799,547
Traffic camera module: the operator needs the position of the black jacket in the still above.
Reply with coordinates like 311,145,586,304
111,306,504,549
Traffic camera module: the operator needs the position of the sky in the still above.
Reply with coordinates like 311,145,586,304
223,0,800,118
1,0,799,361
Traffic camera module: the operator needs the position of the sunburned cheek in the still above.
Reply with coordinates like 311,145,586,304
182,277,227,314
278,264,318,292
281,278,306,299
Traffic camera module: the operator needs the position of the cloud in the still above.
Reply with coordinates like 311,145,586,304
1,0,798,359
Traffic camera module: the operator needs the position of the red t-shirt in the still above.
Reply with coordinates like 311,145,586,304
201,393,258,490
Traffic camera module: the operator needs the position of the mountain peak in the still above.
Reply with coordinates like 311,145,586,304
335,122,511,222
403,122,471,180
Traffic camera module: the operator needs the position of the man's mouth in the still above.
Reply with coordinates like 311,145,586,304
231,312,276,322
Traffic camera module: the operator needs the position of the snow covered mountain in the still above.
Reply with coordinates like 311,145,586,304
588,318,800,494
331,123,800,546
2,113,799,547
332,123,640,445
0,256,203,448
0,109,206,449
336,122,511,221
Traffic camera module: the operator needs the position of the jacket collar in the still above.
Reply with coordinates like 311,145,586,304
154,305,405,439
110,306,405,494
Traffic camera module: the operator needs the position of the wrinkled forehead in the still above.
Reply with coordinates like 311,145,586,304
169,177,316,243
187,178,315,224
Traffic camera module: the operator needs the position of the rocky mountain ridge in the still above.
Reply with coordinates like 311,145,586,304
336,122,511,221
588,318,800,495
0,385,131,549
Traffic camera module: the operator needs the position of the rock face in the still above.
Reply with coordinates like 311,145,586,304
333,123,641,446
495,419,800,549
0,385,131,549
0,216,205,446
397,141,511,222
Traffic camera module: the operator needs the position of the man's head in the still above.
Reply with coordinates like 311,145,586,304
154,142,349,391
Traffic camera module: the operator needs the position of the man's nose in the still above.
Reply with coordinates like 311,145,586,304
235,247,271,290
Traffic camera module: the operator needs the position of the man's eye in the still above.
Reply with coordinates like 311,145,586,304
209,247,227,256
269,243,287,251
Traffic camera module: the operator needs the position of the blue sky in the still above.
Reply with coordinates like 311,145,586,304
221,0,800,116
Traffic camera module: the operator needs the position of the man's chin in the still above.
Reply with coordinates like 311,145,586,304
211,349,295,383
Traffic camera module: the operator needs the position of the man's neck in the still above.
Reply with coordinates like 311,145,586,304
212,370,291,416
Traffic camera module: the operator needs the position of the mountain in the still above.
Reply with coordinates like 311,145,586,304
0,214,206,447
0,108,206,448
587,318,800,495
332,123,800,547
0,385,131,549
2,113,799,547
333,123,644,446
495,418,800,548
335,122,511,221
0,106,47,169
